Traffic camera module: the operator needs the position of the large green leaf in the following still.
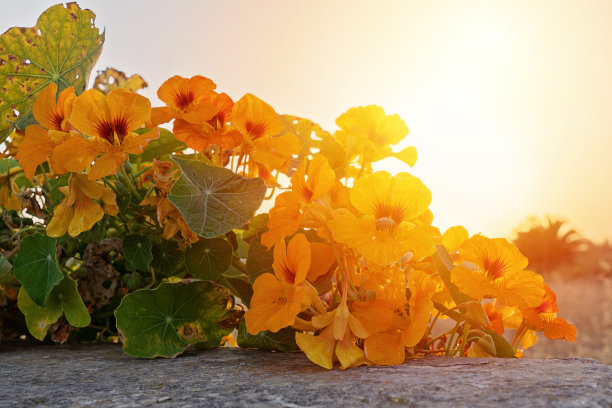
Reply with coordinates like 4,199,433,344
130,128,186,163
236,319,298,352
122,234,153,272
433,245,472,305
0,3,104,142
115,281,235,358
17,273,90,340
168,157,266,238
184,238,232,281
13,233,63,306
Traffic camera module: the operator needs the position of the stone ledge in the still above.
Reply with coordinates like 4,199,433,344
1,343,610,407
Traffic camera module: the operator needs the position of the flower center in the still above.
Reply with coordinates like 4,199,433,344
174,89,195,111
95,116,129,145
245,120,267,140
482,257,507,280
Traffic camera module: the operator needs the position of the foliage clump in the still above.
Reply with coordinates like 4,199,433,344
0,3,576,367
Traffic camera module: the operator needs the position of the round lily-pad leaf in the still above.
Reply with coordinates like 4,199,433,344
13,233,63,306
122,234,153,272
114,281,235,358
168,157,266,238
184,238,232,281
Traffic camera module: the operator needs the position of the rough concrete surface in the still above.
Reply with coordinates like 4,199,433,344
1,343,610,407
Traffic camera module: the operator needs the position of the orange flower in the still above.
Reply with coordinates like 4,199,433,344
451,235,545,307
290,155,336,204
16,83,75,179
244,234,312,334
357,269,435,365
173,92,243,151
54,88,159,179
232,94,300,181
47,173,118,237
328,171,435,265
150,75,217,125
260,155,336,248
521,284,576,343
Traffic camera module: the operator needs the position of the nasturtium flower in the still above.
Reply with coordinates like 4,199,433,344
232,93,300,179
150,75,217,125
261,155,336,248
16,83,75,179
451,235,545,307
358,269,436,365
521,284,576,343
245,234,312,334
335,105,409,163
297,300,370,370
47,173,118,237
290,155,336,204
173,92,243,151
54,88,159,179
328,171,435,265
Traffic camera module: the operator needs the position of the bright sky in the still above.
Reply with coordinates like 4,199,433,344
3,0,612,242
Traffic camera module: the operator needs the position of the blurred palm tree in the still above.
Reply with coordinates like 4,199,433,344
513,215,586,274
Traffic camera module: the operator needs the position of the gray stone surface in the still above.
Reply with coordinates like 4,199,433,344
1,343,610,407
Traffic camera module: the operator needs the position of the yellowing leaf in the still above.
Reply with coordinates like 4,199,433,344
93,67,147,94
17,273,90,341
0,3,104,142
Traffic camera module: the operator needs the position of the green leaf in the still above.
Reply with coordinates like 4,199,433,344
13,233,63,306
184,238,232,281
122,234,153,272
482,328,516,358
219,270,253,307
168,157,266,238
241,213,269,242
115,281,235,358
130,128,186,163
433,245,472,305
0,3,104,142
17,273,90,340
245,231,274,284
0,254,17,284
151,240,183,277
237,319,298,352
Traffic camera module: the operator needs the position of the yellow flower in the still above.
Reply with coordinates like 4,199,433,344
451,235,545,307
335,105,409,163
328,171,435,264
47,173,118,237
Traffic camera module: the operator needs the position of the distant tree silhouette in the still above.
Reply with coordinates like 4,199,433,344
513,216,585,274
